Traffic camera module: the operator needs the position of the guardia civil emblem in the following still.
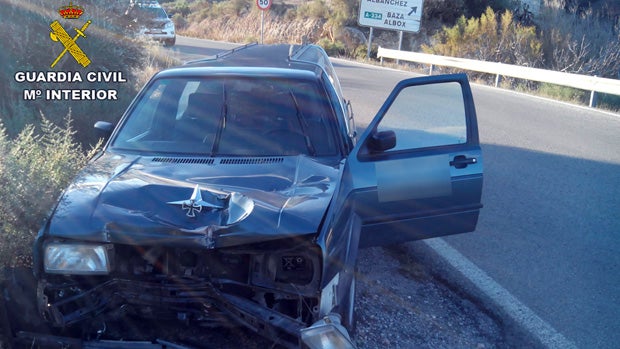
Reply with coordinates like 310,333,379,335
49,2,91,68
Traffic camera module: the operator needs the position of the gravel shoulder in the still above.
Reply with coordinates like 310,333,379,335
354,243,504,349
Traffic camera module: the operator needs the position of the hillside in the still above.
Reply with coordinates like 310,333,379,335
0,0,176,142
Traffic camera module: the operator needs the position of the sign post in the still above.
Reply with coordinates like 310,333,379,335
358,0,424,58
256,0,272,44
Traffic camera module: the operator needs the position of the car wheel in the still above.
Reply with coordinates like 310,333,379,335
165,37,176,46
341,272,357,335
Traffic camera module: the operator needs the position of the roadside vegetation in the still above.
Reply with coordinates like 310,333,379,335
0,117,101,268
0,0,176,268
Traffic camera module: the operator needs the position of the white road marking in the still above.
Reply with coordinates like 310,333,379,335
425,238,579,349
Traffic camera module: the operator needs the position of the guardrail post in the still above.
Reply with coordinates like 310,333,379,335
396,31,403,65
367,27,374,59
429,64,433,75
495,74,501,87
589,90,598,107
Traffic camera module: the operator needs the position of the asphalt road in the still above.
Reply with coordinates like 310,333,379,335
444,88,620,349
168,37,620,348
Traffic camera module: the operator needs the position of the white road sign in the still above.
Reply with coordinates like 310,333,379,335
358,0,424,32
256,0,271,11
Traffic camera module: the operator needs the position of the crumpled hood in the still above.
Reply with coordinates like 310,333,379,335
46,152,343,248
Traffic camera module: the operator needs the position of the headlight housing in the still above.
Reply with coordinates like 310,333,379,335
250,241,322,294
44,243,112,275
300,314,356,349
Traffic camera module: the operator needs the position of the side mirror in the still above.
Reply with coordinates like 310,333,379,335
94,121,114,141
368,130,396,152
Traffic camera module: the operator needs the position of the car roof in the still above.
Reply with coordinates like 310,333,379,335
152,67,320,86
181,43,329,78
134,0,163,8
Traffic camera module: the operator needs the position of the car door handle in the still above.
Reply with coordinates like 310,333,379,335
450,155,477,169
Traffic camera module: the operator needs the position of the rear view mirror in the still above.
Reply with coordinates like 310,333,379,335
368,130,396,152
94,121,114,141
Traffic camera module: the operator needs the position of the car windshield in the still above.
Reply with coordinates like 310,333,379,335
110,76,340,157
137,6,167,19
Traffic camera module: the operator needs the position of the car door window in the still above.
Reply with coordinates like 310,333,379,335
376,82,467,151
341,74,483,247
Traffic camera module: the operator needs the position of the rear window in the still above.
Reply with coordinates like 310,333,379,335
111,76,340,157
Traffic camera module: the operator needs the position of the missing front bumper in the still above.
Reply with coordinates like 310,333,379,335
39,277,311,348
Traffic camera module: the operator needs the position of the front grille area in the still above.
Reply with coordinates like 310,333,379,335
113,245,250,283
40,243,319,339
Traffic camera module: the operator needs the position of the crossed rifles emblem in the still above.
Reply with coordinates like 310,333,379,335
49,20,92,68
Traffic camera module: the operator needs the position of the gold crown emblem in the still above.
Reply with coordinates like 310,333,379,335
58,2,84,19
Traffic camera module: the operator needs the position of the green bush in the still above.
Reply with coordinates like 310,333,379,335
317,38,346,56
423,7,543,67
537,83,588,104
0,115,101,268
352,44,373,60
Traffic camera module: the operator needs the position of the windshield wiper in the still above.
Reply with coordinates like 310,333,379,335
289,91,316,156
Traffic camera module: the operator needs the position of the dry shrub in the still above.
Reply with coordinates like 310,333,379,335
183,9,323,44
538,3,620,78
131,40,181,90
0,115,101,267
422,7,543,67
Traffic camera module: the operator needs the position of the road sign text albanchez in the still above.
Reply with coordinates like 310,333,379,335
358,0,423,33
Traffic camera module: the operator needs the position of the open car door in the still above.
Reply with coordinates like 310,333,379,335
349,74,483,247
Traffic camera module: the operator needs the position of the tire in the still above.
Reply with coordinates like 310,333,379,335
164,37,176,47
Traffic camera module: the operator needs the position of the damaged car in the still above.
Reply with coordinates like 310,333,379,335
1,43,483,348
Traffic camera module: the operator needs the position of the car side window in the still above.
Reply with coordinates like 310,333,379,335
376,82,467,151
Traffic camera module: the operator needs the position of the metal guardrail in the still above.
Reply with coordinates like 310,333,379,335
377,47,620,107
